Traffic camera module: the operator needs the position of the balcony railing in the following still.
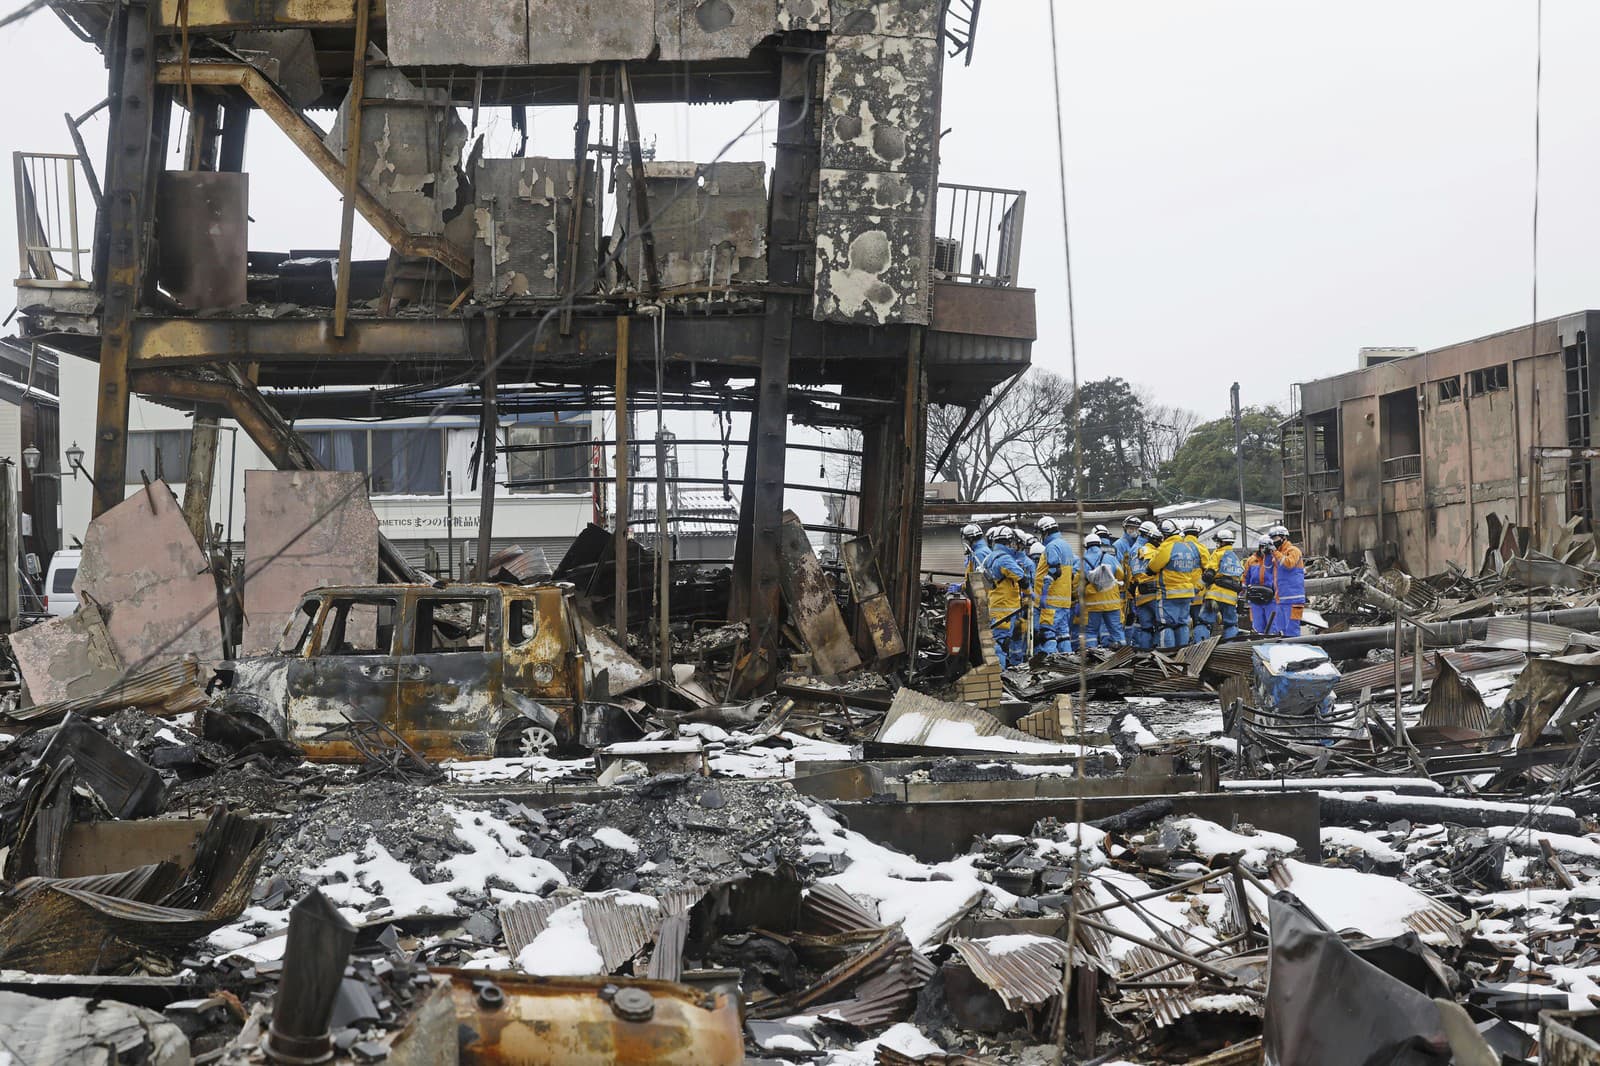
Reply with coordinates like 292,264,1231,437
1382,454,1421,482
934,183,1025,287
14,152,92,288
1308,468,1342,492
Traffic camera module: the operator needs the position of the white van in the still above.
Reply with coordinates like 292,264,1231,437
44,549,80,618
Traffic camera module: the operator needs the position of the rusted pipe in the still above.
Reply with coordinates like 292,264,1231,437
1249,606,1600,657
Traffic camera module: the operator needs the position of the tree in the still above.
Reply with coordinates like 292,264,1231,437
1158,405,1285,505
926,369,1073,501
1053,377,1152,498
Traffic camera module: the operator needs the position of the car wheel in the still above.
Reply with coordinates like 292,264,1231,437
515,724,560,758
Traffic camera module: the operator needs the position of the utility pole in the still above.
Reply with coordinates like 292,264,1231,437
1231,384,1248,543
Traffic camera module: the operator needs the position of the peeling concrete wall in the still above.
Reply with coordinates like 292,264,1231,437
241,471,379,656
326,68,469,240
386,0,529,66
10,601,122,705
75,481,223,671
814,4,940,325
474,158,598,300
612,161,767,290
386,0,777,65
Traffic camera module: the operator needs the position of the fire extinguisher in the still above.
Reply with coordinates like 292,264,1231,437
945,591,971,679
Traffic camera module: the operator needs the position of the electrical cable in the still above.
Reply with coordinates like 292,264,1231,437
1045,3,1090,1060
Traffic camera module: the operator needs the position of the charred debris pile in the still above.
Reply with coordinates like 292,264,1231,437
3,499,1600,1061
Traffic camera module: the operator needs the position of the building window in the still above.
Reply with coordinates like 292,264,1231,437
1306,410,1341,492
369,428,443,495
506,421,592,493
1468,364,1509,396
302,429,369,474
125,429,191,485
1379,387,1421,482
1437,377,1461,403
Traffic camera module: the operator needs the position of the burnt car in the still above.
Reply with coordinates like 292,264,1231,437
216,583,595,761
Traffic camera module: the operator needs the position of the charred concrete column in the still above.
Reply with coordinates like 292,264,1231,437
91,0,164,517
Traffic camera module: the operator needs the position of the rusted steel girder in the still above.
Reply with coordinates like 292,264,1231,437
332,0,371,336
730,43,815,693
154,63,470,277
155,0,381,31
129,368,420,583
91,0,162,517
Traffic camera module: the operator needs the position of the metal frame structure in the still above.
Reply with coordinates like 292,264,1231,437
15,0,1036,689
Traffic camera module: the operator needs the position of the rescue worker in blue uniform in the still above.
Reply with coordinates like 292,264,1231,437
1149,518,1203,648
984,526,1031,666
1077,532,1126,648
1245,536,1281,636
1114,515,1143,562
1129,521,1160,650
1196,528,1244,640
961,523,990,577
1270,524,1306,637
1032,515,1077,654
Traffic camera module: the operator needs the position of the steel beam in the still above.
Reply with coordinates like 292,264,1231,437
614,315,630,637
155,63,470,277
92,1,161,517
734,44,814,688
475,315,498,577
156,0,377,31
332,0,370,336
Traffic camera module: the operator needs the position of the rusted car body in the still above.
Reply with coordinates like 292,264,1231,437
218,583,588,761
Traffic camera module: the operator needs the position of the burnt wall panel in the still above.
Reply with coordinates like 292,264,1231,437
778,0,828,29
830,0,938,38
659,0,777,61
525,0,656,63
475,158,598,299
386,0,529,65
156,171,247,311
327,69,468,239
612,161,767,289
814,27,940,326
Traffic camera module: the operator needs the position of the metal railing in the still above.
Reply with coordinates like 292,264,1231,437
1382,454,1421,482
934,182,1025,287
14,152,92,288
1308,468,1341,492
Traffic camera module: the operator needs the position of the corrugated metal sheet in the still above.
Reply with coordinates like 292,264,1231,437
8,658,208,725
1266,861,1465,948
1481,616,1600,655
875,688,1051,751
1333,653,1436,698
1418,657,1496,732
802,882,882,933
948,935,1071,1010
500,890,700,973
1114,944,1264,1032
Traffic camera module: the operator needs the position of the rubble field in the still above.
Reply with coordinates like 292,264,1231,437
5,527,1600,1065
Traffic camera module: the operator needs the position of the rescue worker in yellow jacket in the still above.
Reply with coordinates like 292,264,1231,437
1196,528,1244,640
1148,518,1203,647
1129,521,1161,650
1076,532,1126,648
983,526,1032,667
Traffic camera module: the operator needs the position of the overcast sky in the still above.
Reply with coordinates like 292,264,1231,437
3,0,1598,431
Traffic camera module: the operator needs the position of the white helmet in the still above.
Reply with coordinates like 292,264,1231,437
1027,541,1045,558
1138,520,1158,538
1084,532,1102,548
985,526,1002,541
1124,514,1142,529
1093,524,1111,538
961,523,982,539
994,525,1017,544
1035,515,1059,535
1158,519,1179,538
1216,529,1236,544
1269,524,1289,539
1258,536,1273,551
1182,520,1202,535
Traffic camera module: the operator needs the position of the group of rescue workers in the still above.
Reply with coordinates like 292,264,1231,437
960,514,1307,668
